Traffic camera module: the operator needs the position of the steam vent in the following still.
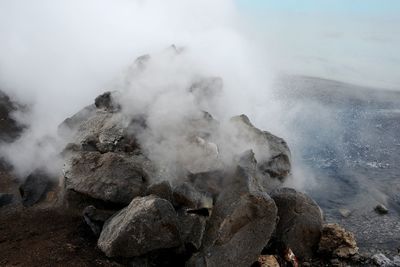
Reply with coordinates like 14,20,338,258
1,52,372,266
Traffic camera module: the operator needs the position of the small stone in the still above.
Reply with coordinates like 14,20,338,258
374,204,389,215
371,253,392,266
339,208,351,218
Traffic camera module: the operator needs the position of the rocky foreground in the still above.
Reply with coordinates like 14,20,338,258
0,52,397,266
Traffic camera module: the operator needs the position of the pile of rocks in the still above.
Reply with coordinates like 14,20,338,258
0,51,366,266
54,78,344,267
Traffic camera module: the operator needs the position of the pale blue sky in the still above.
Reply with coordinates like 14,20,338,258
237,0,400,16
235,1,400,89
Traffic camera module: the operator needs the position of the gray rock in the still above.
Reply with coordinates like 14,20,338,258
145,180,173,203
19,170,52,207
372,253,393,267
177,210,208,250
95,91,120,112
63,151,152,206
83,205,116,236
188,150,277,267
230,115,291,181
375,204,389,215
0,193,15,207
98,195,181,257
270,187,323,260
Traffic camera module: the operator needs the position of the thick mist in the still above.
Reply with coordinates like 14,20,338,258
0,0,280,180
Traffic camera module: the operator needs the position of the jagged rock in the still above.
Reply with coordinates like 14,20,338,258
371,253,393,267
318,223,358,258
172,182,213,214
19,170,52,207
0,193,15,207
60,96,140,154
98,195,181,257
63,151,152,206
95,91,120,111
83,205,116,236
188,150,277,267
374,204,389,215
177,210,208,251
230,115,291,182
145,180,173,203
269,187,323,260
0,90,23,142
58,104,97,137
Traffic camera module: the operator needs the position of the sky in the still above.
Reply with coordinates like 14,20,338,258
236,0,400,89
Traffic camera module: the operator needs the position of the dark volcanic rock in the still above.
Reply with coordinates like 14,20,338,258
98,195,181,257
19,170,52,207
0,90,23,142
95,91,120,112
177,210,208,251
0,193,15,207
63,151,152,206
83,205,116,236
374,204,389,215
188,150,277,267
145,180,173,203
270,187,323,260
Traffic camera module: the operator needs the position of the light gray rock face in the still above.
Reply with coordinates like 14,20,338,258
64,151,152,205
230,115,291,183
188,150,278,267
270,187,323,260
98,195,181,257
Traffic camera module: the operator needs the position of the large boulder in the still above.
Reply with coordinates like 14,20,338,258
98,195,181,257
188,150,278,267
63,151,152,206
270,187,323,260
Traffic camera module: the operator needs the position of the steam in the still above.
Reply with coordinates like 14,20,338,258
0,0,277,179
0,0,396,212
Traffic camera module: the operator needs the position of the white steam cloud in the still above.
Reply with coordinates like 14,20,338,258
0,0,281,180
